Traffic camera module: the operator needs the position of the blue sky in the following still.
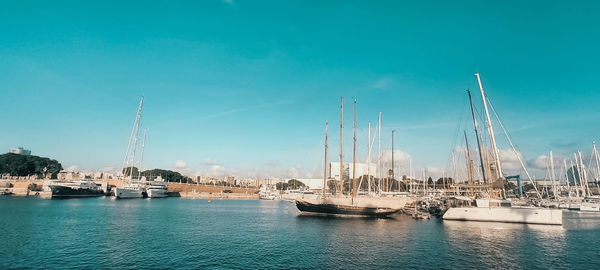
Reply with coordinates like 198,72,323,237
1,1,599,179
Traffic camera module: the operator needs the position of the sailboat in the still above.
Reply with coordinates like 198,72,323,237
114,96,146,199
295,98,404,217
443,73,562,225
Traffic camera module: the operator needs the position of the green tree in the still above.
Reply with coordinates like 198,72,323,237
140,168,191,183
0,153,63,178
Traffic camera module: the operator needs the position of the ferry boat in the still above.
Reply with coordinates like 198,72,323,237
146,183,168,198
49,181,105,198
442,199,563,225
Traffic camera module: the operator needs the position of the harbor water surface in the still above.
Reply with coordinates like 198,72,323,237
1,197,599,269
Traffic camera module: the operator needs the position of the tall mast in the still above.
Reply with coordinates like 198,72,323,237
550,151,556,198
466,90,488,185
367,122,371,194
475,73,503,180
464,131,475,197
409,158,413,194
339,97,344,195
391,130,395,191
122,95,144,182
578,151,589,196
594,142,600,184
323,121,328,196
570,159,579,197
138,129,147,180
378,112,382,194
352,99,357,200
564,159,571,198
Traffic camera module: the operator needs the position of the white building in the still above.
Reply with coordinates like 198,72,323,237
261,178,284,186
295,178,326,191
9,147,31,155
329,162,377,181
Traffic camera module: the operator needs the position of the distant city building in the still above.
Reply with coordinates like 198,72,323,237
9,147,31,155
226,176,236,185
261,178,283,186
294,178,325,191
329,162,377,181
57,171,82,180
238,178,259,187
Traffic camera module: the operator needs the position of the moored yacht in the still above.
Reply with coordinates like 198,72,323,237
146,183,168,198
115,183,146,199
49,181,105,198
259,185,280,200
443,199,563,225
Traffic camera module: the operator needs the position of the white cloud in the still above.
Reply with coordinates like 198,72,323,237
175,160,187,169
381,149,412,164
174,160,189,174
532,155,550,169
220,0,237,9
499,149,523,171
66,165,78,172
373,77,393,90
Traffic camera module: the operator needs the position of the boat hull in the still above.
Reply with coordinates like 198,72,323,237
49,185,105,198
296,200,399,217
443,207,563,225
147,189,168,198
580,203,600,212
115,187,145,199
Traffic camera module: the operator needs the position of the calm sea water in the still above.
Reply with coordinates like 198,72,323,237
0,197,599,269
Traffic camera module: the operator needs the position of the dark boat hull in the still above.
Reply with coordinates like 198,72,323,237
295,200,399,217
49,185,105,198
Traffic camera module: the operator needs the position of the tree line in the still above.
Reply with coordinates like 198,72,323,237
122,167,192,183
0,153,63,178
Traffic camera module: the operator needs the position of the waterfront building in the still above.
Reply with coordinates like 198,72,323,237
294,178,325,191
9,147,31,155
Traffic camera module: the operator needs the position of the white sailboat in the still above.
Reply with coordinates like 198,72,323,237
443,73,562,225
115,96,146,199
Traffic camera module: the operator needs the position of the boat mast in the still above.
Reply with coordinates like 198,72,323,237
122,95,144,183
352,99,357,201
339,97,344,195
475,73,503,180
466,90,488,185
378,112,382,194
138,129,147,180
323,121,328,196
594,142,600,185
564,159,571,199
570,159,579,197
367,122,371,194
578,151,590,196
464,131,475,197
550,151,556,199
391,129,395,191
